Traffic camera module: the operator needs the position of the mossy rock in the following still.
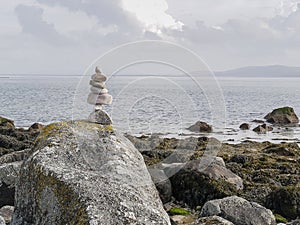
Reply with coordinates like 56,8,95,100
0,117,14,128
274,214,288,223
169,207,190,216
265,107,299,125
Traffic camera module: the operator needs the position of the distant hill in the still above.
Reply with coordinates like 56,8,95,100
215,65,300,77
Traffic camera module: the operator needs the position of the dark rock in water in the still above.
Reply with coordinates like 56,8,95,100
0,205,14,224
239,123,250,130
88,109,112,125
264,107,299,126
28,123,44,131
192,216,234,225
200,196,276,225
0,117,14,128
11,121,170,225
253,124,272,134
252,119,265,123
169,157,243,208
187,121,212,133
266,186,300,220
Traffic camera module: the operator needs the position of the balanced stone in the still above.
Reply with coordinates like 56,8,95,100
89,80,106,89
88,110,112,125
91,73,107,82
90,86,108,94
87,93,112,105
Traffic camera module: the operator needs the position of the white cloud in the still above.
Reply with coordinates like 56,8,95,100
121,0,184,34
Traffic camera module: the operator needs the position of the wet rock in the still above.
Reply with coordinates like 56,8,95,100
11,121,170,225
0,205,14,224
265,107,299,126
169,157,243,208
266,186,300,220
192,216,234,225
239,123,250,130
187,121,212,133
200,196,276,225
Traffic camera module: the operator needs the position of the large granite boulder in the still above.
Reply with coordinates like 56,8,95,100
169,157,243,208
200,196,276,225
11,121,170,225
264,107,299,126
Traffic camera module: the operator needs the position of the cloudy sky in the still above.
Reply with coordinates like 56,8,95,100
1,0,300,74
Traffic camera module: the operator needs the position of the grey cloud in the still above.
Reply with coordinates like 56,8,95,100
15,4,70,46
36,0,143,34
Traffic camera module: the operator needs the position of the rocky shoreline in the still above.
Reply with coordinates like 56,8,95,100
0,107,299,225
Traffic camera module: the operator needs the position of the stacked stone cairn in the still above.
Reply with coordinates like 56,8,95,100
87,67,113,125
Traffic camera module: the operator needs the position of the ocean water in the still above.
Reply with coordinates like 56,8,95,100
1,75,299,143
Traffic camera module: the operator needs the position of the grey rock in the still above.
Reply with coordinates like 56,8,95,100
200,196,276,225
91,73,107,82
0,205,14,224
0,149,29,164
148,169,172,203
11,121,170,225
187,121,212,133
192,216,234,225
0,161,21,187
87,93,113,105
0,162,21,207
88,110,112,125
89,80,106,89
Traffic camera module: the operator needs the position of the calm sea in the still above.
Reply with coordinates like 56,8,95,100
1,75,299,143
